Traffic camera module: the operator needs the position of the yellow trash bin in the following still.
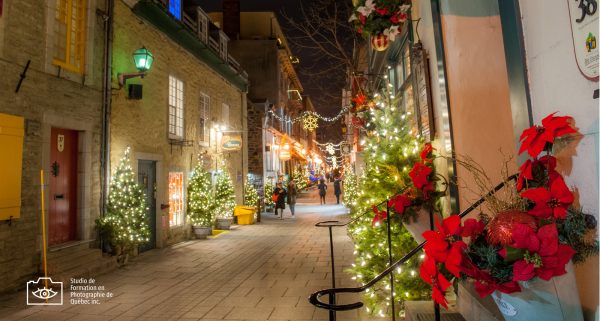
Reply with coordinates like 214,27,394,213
234,206,256,225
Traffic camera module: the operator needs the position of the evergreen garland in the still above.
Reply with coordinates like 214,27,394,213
98,148,150,254
187,162,214,226
214,170,236,219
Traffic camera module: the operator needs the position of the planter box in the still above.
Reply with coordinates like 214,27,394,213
215,218,233,230
192,225,212,239
491,262,583,321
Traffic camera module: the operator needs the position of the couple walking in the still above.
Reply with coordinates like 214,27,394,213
317,177,342,205
272,180,297,219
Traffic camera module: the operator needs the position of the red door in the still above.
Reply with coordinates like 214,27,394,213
49,128,78,246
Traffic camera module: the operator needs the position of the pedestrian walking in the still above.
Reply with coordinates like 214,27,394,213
333,176,342,204
287,179,297,217
272,182,287,219
318,178,327,205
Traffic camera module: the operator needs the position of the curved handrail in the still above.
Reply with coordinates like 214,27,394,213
309,174,518,311
314,193,392,228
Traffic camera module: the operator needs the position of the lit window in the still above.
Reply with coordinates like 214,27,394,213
168,172,184,226
199,93,210,144
53,0,87,74
168,0,181,20
169,75,184,139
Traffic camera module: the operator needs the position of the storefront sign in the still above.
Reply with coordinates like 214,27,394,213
222,135,242,151
567,0,599,80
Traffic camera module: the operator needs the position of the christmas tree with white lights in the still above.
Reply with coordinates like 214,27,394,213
187,162,214,226
244,179,259,207
214,169,236,219
342,166,359,210
99,148,150,254
293,167,308,191
264,182,275,207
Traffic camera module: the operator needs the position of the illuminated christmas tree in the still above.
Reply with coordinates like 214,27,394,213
187,162,214,226
244,178,259,207
346,88,431,316
99,148,150,255
293,167,308,191
264,182,275,207
342,166,360,210
214,169,236,219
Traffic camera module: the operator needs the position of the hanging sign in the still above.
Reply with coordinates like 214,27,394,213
567,0,599,80
57,134,65,152
222,135,242,151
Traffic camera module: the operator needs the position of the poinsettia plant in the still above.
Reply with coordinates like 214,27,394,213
349,0,411,41
418,113,598,308
372,143,446,225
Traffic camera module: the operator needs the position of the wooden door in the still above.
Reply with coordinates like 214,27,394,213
137,160,156,252
49,128,78,246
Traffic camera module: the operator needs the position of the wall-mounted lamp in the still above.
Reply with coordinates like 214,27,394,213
289,56,300,64
118,47,154,88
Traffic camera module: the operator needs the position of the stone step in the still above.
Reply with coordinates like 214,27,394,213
405,301,466,321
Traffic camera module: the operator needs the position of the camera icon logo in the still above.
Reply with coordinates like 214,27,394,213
26,277,63,305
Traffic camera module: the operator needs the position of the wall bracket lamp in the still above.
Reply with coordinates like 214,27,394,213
118,46,154,88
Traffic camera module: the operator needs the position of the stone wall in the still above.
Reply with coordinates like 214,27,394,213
0,0,105,293
112,1,247,247
247,102,265,177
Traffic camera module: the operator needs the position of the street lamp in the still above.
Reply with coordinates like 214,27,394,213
118,46,154,87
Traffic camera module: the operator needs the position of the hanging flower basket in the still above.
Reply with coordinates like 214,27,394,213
349,0,411,45
491,262,583,321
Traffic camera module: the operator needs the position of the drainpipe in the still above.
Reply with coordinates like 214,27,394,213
100,0,114,219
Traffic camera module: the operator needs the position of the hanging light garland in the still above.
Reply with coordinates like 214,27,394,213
268,106,350,124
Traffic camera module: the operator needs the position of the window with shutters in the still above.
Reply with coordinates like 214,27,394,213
52,0,88,74
199,93,210,145
168,75,184,139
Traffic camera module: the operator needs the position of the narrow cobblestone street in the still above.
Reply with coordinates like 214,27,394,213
0,185,372,321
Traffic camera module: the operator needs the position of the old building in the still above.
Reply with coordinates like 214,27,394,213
0,0,110,292
110,0,249,247
210,7,316,191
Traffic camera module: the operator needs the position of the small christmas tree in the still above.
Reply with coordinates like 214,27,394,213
264,182,275,207
187,162,214,226
343,166,360,210
244,179,259,207
98,148,150,255
214,169,236,219
293,167,308,191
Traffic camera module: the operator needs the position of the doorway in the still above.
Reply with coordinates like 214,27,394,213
138,160,156,252
48,127,79,246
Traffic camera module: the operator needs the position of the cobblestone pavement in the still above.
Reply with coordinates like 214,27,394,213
0,184,378,321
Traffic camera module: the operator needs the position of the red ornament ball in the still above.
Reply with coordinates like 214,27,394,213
371,34,389,51
486,210,537,246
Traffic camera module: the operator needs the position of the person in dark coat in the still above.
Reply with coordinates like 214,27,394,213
287,179,298,217
333,177,342,204
318,178,327,205
273,182,287,219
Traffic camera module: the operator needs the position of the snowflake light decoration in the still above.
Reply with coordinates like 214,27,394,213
326,143,336,155
302,113,319,131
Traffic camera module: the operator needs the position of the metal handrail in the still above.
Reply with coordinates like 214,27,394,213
309,174,518,311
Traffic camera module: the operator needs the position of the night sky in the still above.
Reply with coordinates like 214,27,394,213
200,0,347,142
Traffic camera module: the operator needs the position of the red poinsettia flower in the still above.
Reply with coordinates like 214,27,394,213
520,174,573,219
518,113,576,158
517,155,558,191
359,13,366,25
422,215,461,263
420,143,434,161
461,259,520,298
505,223,576,282
371,206,388,226
461,218,485,238
375,6,389,16
420,256,451,309
352,94,367,106
409,162,433,189
390,14,400,24
445,241,466,278
388,194,412,215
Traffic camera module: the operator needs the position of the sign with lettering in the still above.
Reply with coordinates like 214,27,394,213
222,135,242,151
567,0,599,80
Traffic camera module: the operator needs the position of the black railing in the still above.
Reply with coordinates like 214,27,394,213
310,174,518,320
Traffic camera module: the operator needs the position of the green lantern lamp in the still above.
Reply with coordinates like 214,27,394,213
118,46,154,88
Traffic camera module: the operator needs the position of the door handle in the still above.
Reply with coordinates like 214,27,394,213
54,194,64,200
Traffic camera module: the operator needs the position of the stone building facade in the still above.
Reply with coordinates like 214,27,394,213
111,0,248,247
0,0,107,293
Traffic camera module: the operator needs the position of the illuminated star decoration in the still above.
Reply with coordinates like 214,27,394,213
302,113,319,131
326,143,336,155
